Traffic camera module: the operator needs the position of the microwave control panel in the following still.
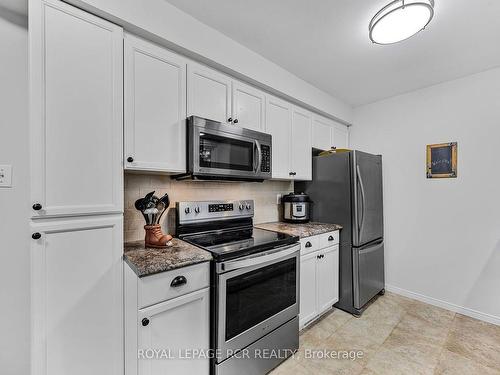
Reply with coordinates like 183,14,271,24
261,145,271,173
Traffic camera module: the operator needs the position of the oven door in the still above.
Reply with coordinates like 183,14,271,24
191,125,267,179
216,243,300,362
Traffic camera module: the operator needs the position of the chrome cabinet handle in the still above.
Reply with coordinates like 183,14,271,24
142,318,150,327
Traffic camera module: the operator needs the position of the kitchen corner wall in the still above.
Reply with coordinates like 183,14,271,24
350,67,500,324
124,173,293,242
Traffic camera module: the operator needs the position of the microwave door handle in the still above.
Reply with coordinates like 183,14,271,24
254,140,262,173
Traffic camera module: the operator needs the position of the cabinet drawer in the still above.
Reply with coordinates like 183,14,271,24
300,236,320,256
138,262,210,309
319,231,339,248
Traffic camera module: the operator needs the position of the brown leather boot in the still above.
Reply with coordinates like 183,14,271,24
144,224,173,248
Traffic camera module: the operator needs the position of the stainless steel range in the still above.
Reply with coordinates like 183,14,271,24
176,200,300,375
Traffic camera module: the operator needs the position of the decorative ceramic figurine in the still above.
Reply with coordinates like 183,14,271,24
134,191,173,248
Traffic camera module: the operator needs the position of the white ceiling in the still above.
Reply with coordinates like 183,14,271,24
164,0,500,106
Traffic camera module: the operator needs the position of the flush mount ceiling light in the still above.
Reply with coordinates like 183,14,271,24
369,0,434,45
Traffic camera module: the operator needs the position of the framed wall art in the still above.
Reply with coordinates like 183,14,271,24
426,142,457,178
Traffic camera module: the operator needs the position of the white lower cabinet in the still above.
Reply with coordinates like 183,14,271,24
138,288,210,375
317,246,340,313
31,215,124,375
299,231,340,329
125,262,210,375
299,251,318,326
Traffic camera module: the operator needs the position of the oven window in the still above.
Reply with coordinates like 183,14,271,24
199,133,254,171
225,258,296,341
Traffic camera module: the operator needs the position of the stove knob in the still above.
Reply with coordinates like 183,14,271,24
184,207,191,214
245,203,252,210
194,206,201,214
238,204,244,211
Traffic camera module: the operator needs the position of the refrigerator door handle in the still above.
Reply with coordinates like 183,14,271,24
356,165,366,237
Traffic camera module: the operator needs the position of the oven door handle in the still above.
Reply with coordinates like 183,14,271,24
218,243,299,272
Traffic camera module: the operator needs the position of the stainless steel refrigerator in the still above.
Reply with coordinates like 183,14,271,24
295,150,385,316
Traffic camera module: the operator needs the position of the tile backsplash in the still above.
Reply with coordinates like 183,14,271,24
124,173,293,242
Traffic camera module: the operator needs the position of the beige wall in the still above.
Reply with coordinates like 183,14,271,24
125,173,293,242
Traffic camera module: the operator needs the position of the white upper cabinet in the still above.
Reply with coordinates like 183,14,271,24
332,124,350,149
31,215,123,375
232,80,266,131
266,98,312,181
187,62,267,131
187,62,232,124
124,34,187,173
30,0,123,218
291,106,313,180
265,95,292,179
312,114,335,151
313,114,350,151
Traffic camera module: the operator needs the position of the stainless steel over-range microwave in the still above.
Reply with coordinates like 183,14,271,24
176,116,272,181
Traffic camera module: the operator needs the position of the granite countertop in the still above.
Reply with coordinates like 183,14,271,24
124,239,212,278
255,222,342,238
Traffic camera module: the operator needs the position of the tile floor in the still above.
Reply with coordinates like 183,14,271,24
270,292,500,374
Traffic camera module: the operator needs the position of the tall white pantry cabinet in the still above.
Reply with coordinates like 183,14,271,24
29,1,124,375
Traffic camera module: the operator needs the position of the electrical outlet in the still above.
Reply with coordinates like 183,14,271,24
276,193,282,204
0,165,12,187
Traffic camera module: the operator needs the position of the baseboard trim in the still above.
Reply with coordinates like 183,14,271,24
385,284,500,326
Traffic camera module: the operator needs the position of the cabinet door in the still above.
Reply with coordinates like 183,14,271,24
187,62,232,124
30,0,123,218
299,252,318,329
312,115,334,151
316,245,340,314
332,124,350,149
138,288,210,375
124,34,187,173
291,106,312,180
232,81,266,132
31,216,123,375
265,95,292,179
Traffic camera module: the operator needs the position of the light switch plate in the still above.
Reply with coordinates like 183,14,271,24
0,165,12,187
